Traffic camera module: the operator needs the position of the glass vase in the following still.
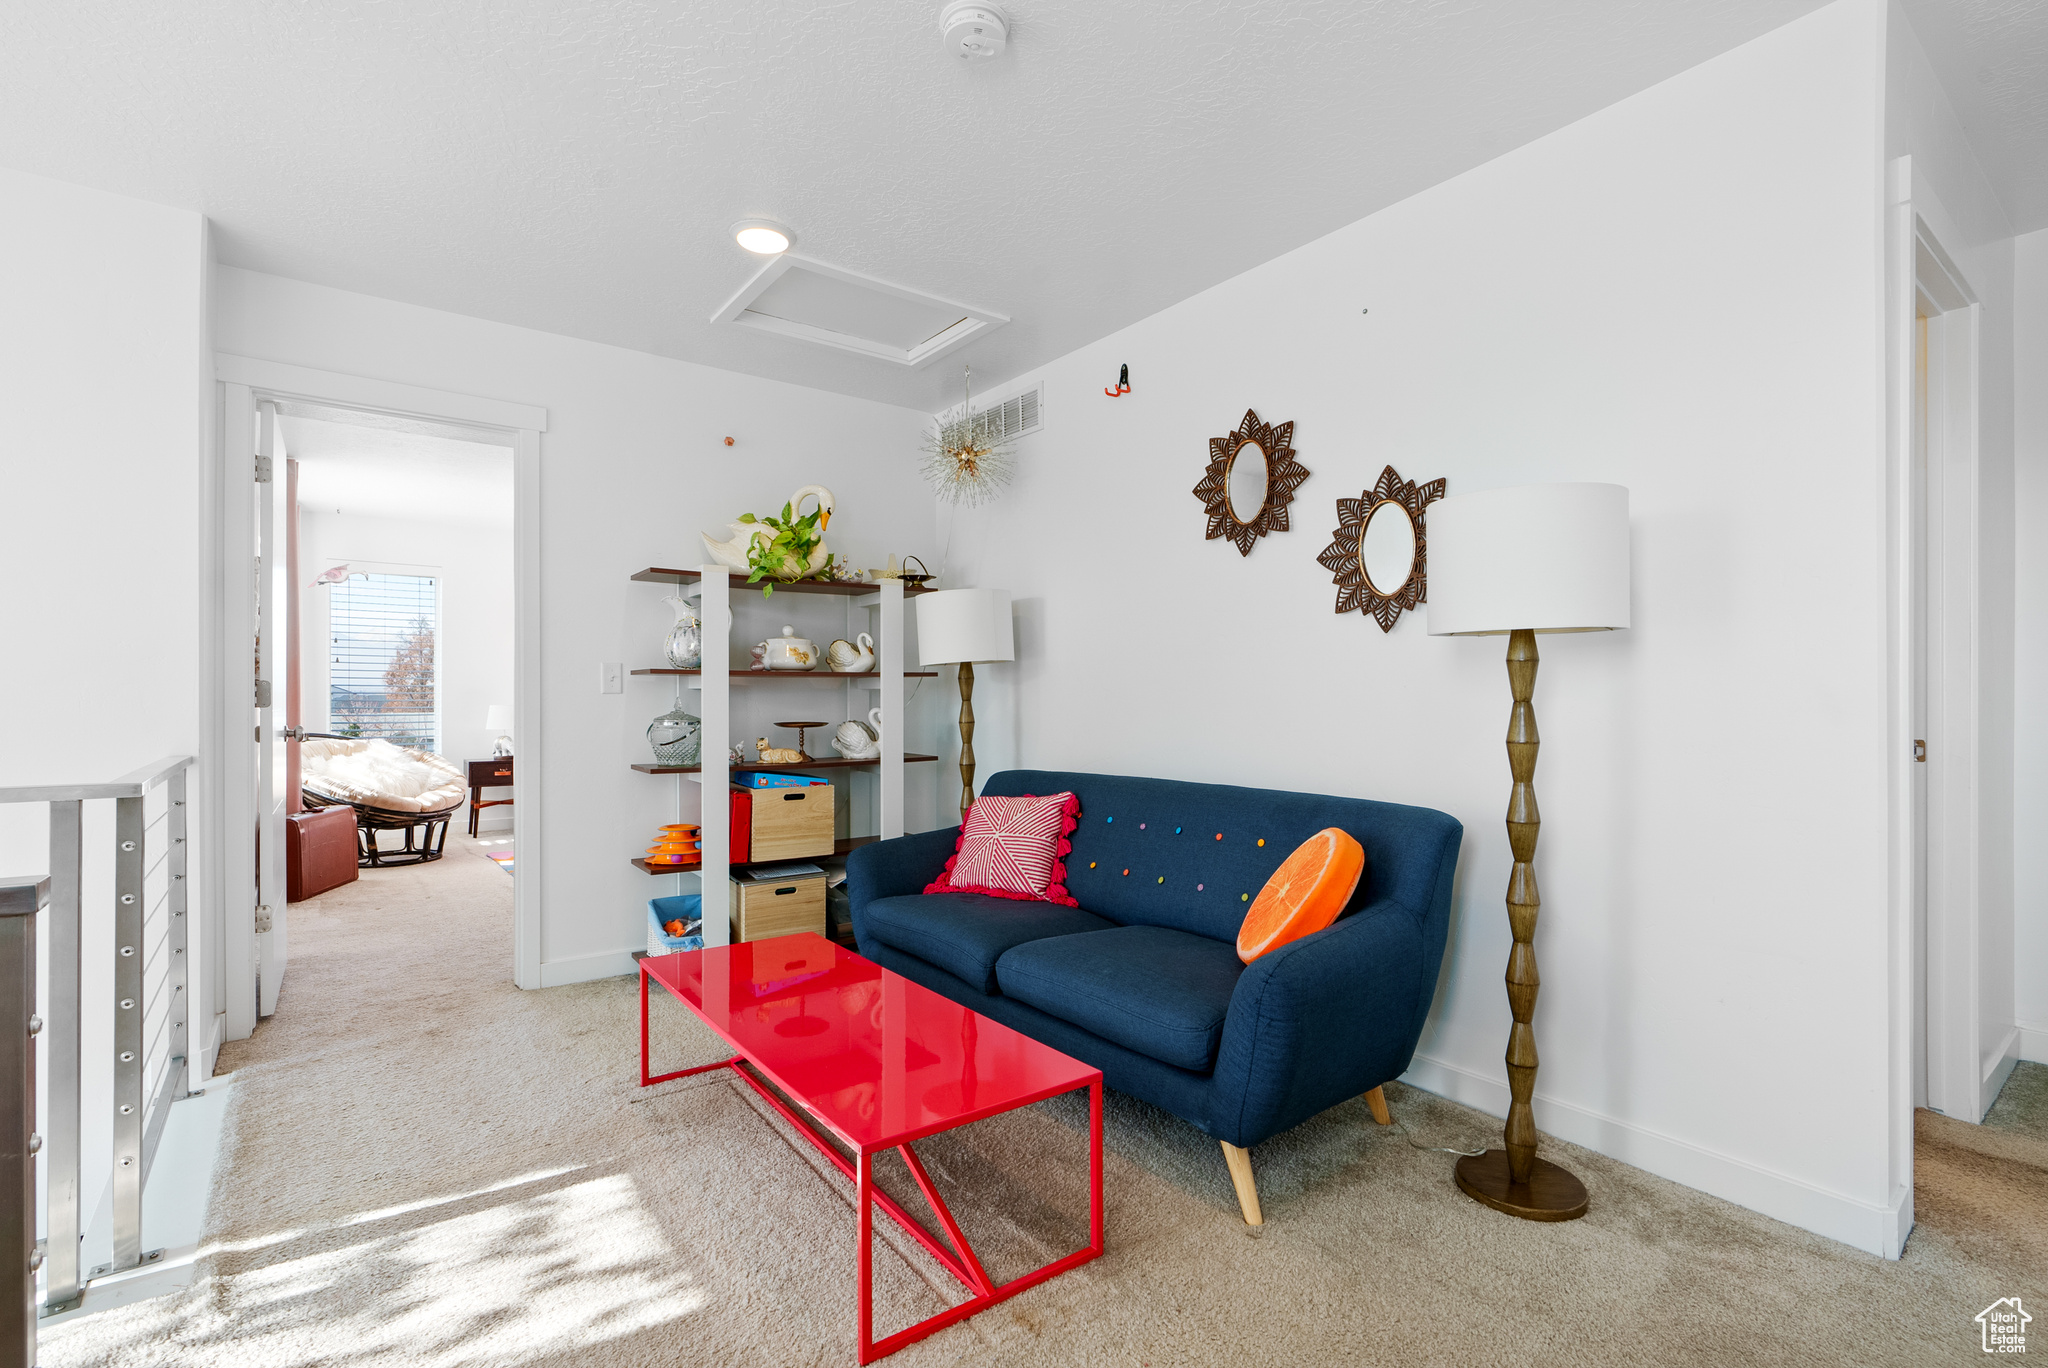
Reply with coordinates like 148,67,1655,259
647,705,702,766
663,594,702,670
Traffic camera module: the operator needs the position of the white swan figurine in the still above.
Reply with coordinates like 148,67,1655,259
831,710,883,761
700,485,837,576
826,632,876,672
699,521,774,572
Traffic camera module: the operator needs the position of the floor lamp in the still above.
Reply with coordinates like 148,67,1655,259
1427,483,1630,1221
915,589,1015,818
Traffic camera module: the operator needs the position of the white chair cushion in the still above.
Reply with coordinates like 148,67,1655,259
302,738,466,813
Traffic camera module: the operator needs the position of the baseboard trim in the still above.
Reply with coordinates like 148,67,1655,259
1982,1027,2021,1118
537,950,639,988
2015,1019,2048,1066
1400,1053,1906,1258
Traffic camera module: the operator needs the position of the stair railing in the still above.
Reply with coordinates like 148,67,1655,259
0,753,196,1360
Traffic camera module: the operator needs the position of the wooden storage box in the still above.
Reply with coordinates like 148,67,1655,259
729,868,827,943
736,782,835,862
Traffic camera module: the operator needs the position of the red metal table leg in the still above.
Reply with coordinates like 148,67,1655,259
857,1149,875,1364
898,1144,995,1297
640,964,738,1087
1090,1078,1104,1254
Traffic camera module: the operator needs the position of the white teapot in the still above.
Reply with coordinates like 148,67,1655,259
757,625,817,671
831,709,884,760
826,633,876,672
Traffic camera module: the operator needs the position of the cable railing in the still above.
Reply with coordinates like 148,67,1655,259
0,754,195,1364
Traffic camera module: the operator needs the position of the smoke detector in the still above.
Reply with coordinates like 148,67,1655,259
940,3,1009,60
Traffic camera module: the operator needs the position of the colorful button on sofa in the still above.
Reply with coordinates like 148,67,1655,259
846,769,1463,1224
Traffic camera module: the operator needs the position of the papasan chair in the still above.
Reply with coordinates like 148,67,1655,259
301,737,467,867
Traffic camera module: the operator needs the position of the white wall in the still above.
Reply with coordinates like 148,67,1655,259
213,268,945,985
0,166,210,1254
941,0,1898,1251
1887,4,2022,1095
2013,225,2048,1064
299,508,517,829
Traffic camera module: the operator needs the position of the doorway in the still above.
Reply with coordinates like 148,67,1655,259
1910,216,2018,1128
288,410,516,871
205,359,547,1075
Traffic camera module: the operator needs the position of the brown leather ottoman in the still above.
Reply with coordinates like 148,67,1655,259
287,805,360,902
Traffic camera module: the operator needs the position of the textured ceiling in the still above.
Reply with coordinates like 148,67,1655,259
0,1,1841,408
1898,0,2048,234
286,417,513,529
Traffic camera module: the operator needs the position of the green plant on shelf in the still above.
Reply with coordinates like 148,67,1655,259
739,501,834,596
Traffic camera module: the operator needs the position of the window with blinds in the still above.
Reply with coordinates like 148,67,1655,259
329,572,438,751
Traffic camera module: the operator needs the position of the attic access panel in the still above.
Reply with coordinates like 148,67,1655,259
711,254,1007,367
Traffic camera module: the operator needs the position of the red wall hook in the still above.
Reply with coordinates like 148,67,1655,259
1104,364,1130,397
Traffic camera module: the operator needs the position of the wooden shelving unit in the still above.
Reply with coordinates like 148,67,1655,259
631,835,877,876
630,568,937,596
632,754,936,775
631,566,921,947
629,668,936,680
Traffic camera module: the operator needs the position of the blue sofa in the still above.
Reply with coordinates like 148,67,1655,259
846,769,1463,1223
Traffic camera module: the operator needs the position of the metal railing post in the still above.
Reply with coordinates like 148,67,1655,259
41,805,81,1315
0,876,47,1368
109,797,144,1273
168,771,189,1106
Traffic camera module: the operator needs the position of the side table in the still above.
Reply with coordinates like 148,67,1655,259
465,756,514,837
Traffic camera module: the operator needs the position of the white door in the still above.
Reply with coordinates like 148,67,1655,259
1912,312,1929,1109
255,401,289,1016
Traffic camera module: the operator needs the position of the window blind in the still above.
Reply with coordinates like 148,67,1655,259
329,572,438,751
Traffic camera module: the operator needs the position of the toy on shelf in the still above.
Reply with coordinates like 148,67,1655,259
645,823,701,867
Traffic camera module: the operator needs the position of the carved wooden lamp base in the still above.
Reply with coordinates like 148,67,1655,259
1457,628,1590,1224
1454,1150,1588,1222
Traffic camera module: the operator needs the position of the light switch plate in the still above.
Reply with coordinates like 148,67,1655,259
601,662,624,694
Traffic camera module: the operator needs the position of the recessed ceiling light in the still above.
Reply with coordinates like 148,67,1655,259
732,219,794,255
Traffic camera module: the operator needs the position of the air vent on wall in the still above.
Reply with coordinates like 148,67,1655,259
939,381,1043,440
711,254,1008,368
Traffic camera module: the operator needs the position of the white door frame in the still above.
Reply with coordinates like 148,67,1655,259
206,357,549,1055
1884,157,2013,1257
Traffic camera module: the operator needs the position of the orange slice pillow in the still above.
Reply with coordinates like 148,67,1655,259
1236,828,1365,963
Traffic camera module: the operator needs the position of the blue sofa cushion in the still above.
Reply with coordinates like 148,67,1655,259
859,891,1114,994
982,770,1447,944
996,925,1245,1073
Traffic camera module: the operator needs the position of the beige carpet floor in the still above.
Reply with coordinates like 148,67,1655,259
42,834,2045,1367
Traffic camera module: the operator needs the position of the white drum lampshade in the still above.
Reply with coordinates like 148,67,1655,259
916,589,1016,666
1427,483,1630,635
485,704,514,757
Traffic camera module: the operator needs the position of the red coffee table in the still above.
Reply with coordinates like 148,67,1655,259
640,933,1104,1363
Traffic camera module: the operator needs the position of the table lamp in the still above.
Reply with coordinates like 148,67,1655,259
485,704,514,758
916,589,1015,817
1427,482,1630,1222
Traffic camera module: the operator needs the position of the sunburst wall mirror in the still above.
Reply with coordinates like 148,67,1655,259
1318,464,1447,631
1193,409,1310,556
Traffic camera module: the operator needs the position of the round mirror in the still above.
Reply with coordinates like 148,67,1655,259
1359,499,1417,597
1226,440,1269,525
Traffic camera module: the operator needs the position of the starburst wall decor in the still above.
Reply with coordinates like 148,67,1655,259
1192,409,1310,555
1318,464,1447,631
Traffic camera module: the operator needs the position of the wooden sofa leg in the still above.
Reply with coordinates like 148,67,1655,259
1220,1141,1263,1225
1364,1086,1392,1126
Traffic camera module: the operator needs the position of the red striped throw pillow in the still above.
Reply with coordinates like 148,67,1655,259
925,792,1081,906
